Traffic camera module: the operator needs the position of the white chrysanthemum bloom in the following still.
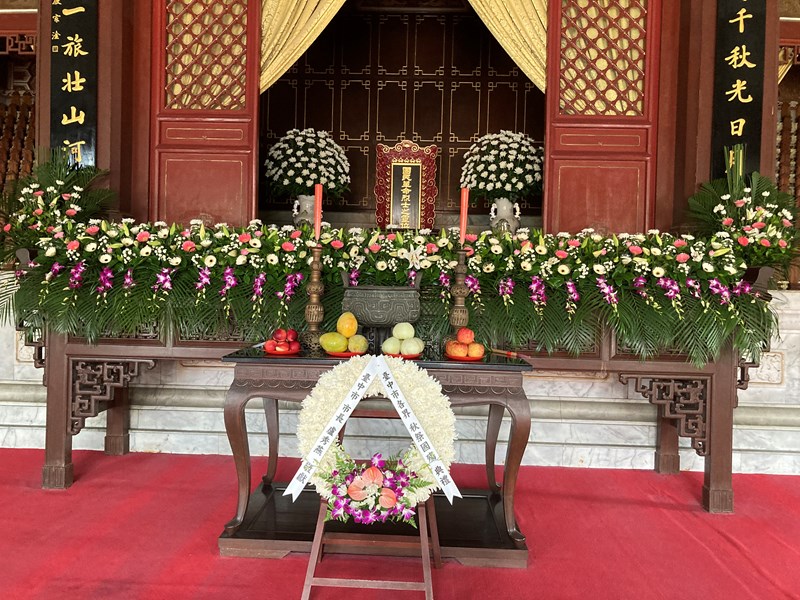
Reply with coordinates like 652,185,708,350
652,267,665,277
266,254,279,265
593,263,606,274
204,255,217,267
98,254,112,264
85,242,97,253
557,264,571,275
375,260,387,271
140,246,152,257
482,263,495,273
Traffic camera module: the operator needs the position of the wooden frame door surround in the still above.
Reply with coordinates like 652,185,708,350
544,0,661,234
149,0,260,226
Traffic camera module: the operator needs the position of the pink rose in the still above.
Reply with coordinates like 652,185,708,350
676,253,690,263
86,226,100,235
628,245,643,255
181,241,196,252
65,209,77,217
240,248,249,255
281,241,295,252
289,230,302,240
386,233,396,241
136,231,150,242
752,222,766,230
568,239,581,247
33,208,43,216
734,199,746,208
779,239,788,248
782,219,793,228
61,193,72,200
425,243,438,254
33,190,44,197
742,226,752,232
465,234,478,243
330,239,344,249
369,243,381,253
555,250,568,259
28,224,39,230
721,218,734,227
239,232,252,243
46,226,54,233
181,229,190,237
759,239,771,247
66,240,80,251
3,223,11,232
54,231,64,239
674,239,688,247
737,236,750,246
255,230,263,237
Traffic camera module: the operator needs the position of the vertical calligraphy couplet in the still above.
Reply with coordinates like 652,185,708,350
710,0,766,177
49,0,98,167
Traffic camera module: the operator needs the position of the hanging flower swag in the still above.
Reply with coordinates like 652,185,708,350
296,355,456,526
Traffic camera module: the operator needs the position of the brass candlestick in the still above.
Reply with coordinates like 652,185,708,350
301,245,325,355
449,249,469,330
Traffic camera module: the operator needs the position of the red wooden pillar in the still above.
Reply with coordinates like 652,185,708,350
544,0,661,234
149,0,260,226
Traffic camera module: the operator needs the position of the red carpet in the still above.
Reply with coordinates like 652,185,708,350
1,449,799,600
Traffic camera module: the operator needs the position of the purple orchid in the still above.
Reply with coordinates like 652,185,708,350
596,277,619,305
123,268,135,290
219,266,238,297
195,267,211,291
528,276,546,306
96,267,114,294
708,278,731,304
251,271,266,300
152,268,173,293
68,260,86,289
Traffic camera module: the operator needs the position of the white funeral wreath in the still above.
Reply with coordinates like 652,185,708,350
296,355,456,507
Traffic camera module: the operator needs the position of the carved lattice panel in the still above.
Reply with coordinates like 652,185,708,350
559,0,648,116
261,8,545,216
164,0,248,110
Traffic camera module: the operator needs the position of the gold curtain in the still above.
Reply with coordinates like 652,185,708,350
260,0,346,92
466,0,548,92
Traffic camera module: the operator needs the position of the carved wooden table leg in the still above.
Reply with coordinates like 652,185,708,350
223,382,261,534
655,406,680,473
485,403,504,492
42,333,73,489
501,391,531,547
105,387,130,455
703,347,736,513
261,397,279,485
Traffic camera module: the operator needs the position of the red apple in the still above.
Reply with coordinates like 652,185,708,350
274,341,290,353
272,328,287,342
286,328,298,342
289,340,301,353
456,327,475,345
264,339,277,352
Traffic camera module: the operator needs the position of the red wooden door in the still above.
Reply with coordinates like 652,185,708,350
149,0,260,226
544,0,661,234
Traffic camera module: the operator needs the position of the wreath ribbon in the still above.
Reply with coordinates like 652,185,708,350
284,355,461,503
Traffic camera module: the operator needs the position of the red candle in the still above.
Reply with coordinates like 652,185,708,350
459,187,469,246
313,183,323,241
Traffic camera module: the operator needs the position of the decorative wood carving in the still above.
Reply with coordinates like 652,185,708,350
619,374,709,456
375,140,438,229
0,33,35,55
70,359,155,434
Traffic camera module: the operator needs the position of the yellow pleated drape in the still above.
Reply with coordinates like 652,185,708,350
260,0,347,92
466,0,548,92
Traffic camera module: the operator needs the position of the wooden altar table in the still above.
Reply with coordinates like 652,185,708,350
217,348,533,566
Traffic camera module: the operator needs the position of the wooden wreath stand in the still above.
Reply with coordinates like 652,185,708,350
301,408,443,599
302,496,440,600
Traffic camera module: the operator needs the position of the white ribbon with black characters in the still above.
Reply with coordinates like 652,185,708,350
284,356,461,504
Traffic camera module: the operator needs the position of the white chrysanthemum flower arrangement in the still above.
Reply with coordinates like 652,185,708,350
460,130,544,201
265,128,351,199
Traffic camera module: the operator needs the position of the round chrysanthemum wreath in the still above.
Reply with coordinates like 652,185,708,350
297,355,456,526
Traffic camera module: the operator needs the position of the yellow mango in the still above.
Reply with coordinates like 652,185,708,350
336,312,359,338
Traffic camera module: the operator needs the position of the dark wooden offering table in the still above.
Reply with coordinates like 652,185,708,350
217,348,533,567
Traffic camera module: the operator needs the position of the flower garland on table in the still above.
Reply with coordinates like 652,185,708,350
296,355,456,526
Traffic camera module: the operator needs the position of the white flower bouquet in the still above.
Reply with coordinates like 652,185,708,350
265,128,351,199
459,130,544,201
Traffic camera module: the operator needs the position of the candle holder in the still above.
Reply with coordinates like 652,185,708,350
301,245,325,356
449,249,469,330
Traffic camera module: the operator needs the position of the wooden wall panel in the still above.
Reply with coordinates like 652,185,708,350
545,0,661,234
260,6,545,217
149,0,259,226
